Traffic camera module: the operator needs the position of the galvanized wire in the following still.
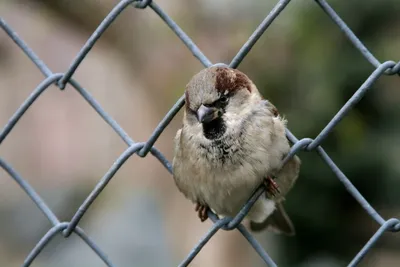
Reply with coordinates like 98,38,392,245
0,0,399,266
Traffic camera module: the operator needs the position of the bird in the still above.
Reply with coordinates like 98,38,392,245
172,65,301,235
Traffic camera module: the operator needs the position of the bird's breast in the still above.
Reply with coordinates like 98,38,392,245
183,140,266,216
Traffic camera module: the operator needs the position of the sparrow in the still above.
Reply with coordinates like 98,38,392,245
172,66,301,235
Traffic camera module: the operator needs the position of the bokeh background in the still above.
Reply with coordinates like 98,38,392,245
1,0,400,266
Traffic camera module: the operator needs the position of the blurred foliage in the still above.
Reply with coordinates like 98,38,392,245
234,0,400,265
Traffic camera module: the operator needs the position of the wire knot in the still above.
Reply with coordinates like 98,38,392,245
384,61,400,76
133,0,152,9
387,218,400,232
393,222,400,232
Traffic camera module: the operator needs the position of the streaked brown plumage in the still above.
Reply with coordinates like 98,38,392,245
172,66,301,235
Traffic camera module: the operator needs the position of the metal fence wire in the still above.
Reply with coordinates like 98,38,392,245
1,0,400,266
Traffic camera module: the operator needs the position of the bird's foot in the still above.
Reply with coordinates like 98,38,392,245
195,203,209,222
263,175,280,197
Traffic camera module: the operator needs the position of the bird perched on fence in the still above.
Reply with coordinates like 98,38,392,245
172,65,300,235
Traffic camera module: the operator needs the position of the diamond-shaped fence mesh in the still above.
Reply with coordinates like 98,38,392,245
1,0,399,266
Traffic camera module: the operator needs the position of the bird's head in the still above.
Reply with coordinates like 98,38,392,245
183,66,261,140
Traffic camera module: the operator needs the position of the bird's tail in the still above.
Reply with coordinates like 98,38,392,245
249,203,295,236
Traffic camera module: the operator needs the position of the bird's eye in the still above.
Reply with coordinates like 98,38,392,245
219,96,228,103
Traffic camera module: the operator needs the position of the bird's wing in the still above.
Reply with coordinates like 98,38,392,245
261,99,300,199
171,127,194,198
172,127,184,180
173,127,183,158
273,154,301,202
250,101,301,234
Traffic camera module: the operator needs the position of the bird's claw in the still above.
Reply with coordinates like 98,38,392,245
264,176,280,197
195,203,209,222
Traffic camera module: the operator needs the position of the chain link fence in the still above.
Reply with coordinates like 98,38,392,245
1,0,399,266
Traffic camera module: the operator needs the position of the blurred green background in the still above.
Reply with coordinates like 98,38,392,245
0,0,399,266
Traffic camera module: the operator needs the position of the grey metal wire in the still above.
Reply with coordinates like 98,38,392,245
0,0,399,266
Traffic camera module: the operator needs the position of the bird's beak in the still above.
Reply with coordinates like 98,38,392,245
197,104,220,123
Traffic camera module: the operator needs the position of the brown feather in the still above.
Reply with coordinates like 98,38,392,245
215,67,252,93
